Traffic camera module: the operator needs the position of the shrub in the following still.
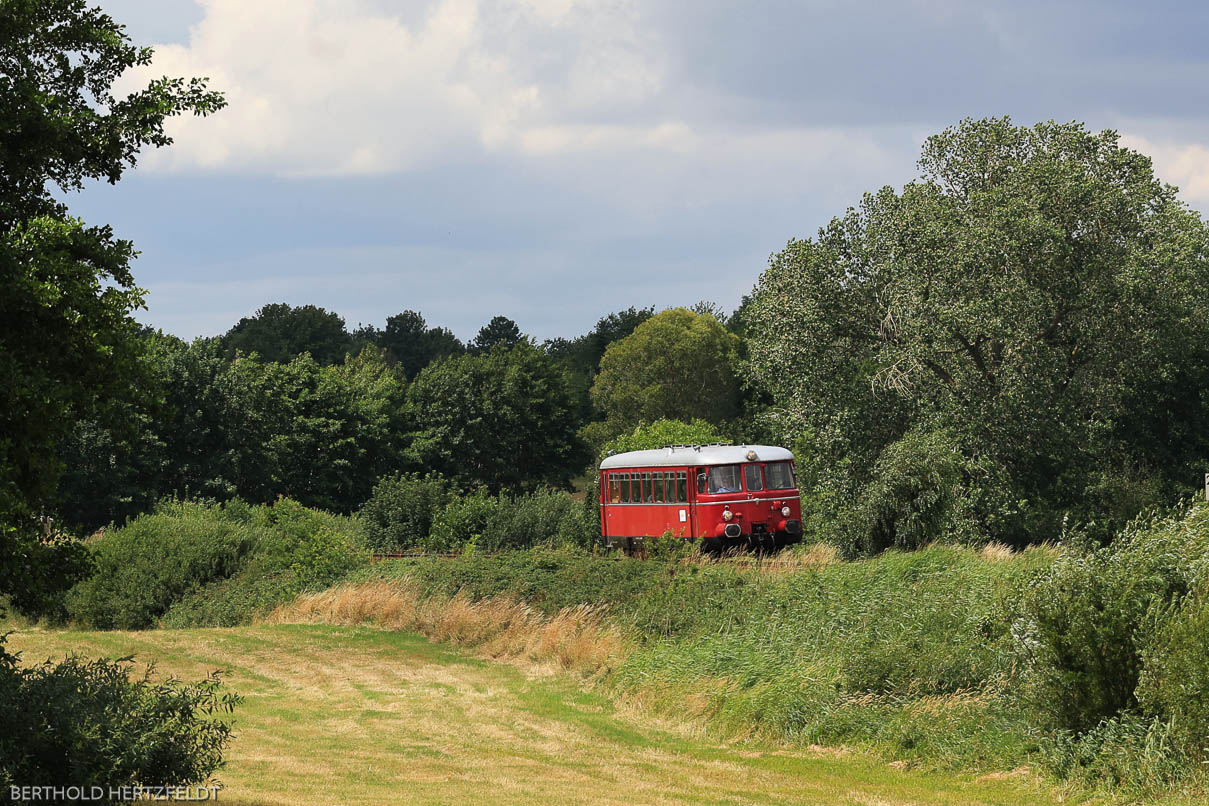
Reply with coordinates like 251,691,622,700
162,570,302,628
425,490,500,553
1138,582,1209,760
163,500,368,627
0,638,240,795
347,549,670,616
482,489,590,551
851,428,972,555
245,498,367,590
1039,714,1190,797
1011,504,1209,736
66,500,260,629
69,498,369,629
358,473,451,552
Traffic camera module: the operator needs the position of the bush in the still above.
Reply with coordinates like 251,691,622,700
1040,714,1190,797
66,500,260,629
69,498,369,629
1138,582,1209,761
851,428,973,555
0,638,239,795
346,548,671,616
358,473,451,552
1011,504,1209,736
482,489,590,551
162,570,302,629
245,498,366,590
425,490,500,553
163,500,367,627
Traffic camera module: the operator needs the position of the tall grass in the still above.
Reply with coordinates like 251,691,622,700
265,580,628,677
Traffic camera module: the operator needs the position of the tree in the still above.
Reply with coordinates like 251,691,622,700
587,308,741,447
222,302,353,365
545,306,655,427
380,309,464,378
59,338,411,523
0,0,224,614
407,344,586,492
745,118,1209,547
580,306,654,374
470,315,523,353
599,419,730,461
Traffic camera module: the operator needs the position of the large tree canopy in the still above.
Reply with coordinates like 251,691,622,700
379,309,464,378
745,118,1209,550
470,315,524,353
0,0,223,613
407,343,586,492
222,302,353,366
588,308,740,446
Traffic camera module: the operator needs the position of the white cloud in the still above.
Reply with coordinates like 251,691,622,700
126,0,670,176
122,0,912,195
1120,134,1209,207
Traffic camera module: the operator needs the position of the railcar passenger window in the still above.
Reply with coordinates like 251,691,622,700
744,464,763,491
708,465,742,494
765,462,795,490
608,475,621,503
697,471,706,495
678,472,688,502
652,473,664,503
640,472,651,502
620,473,631,503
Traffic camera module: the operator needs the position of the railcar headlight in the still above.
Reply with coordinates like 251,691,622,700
722,509,733,521
781,506,791,517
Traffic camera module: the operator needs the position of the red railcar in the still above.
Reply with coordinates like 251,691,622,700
599,444,803,553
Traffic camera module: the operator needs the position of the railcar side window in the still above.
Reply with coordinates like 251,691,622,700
677,472,688,502
652,473,664,503
764,462,795,490
608,475,621,503
620,473,632,503
640,472,651,502
697,470,706,494
708,465,742,494
744,464,763,491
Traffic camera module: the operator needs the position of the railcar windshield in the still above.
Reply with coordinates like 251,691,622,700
744,464,763,491
764,461,796,490
706,465,743,494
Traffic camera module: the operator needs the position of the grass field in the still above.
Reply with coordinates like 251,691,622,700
6,624,1074,806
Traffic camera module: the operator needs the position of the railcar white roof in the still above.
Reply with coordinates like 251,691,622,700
599,444,794,470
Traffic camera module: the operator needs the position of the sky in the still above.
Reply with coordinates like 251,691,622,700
71,0,1209,342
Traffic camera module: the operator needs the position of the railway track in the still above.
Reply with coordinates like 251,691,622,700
369,550,817,568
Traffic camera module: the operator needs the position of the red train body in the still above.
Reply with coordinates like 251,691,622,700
598,444,803,552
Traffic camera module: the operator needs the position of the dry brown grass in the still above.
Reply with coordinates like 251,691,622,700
682,541,842,575
979,541,1015,561
263,580,630,677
